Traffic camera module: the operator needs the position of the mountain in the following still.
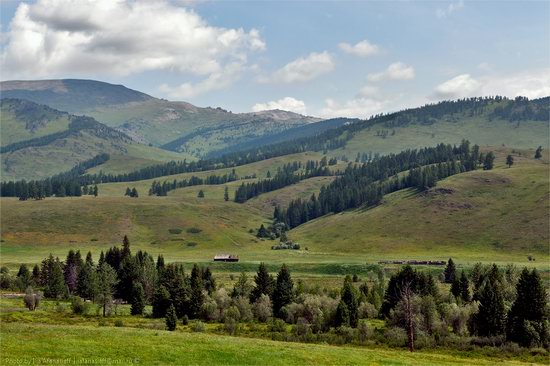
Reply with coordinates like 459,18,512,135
0,99,187,180
0,79,321,157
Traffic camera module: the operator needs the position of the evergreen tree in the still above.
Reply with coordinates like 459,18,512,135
335,300,350,327
16,264,31,290
507,268,548,347
189,264,204,318
85,252,94,266
472,279,506,337
97,263,118,317
197,190,205,198
202,267,216,295
534,146,543,159
77,263,98,300
250,262,274,302
444,258,456,283
459,271,470,302
125,187,131,196
152,285,171,318
506,155,514,168
341,275,359,327
130,282,145,315
272,264,293,318
450,279,461,298
224,186,229,201
93,185,98,197
165,303,177,331
31,264,41,286
44,258,67,299
483,152,495,170
256,224,269,238
131,187,138,198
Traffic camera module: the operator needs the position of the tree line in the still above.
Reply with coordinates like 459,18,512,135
275,141,490,229
234,160,332,203
148,170,238,196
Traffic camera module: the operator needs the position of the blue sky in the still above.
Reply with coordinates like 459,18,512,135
1,0,549,117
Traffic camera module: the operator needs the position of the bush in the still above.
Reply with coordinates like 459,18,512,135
335,326,356,344
292,317,310,337
186,227,203,234
224,317,238,335
225,306,241,323
201,297,219,321
233,296,253,322
384,327,408,347
358,302,378,319
357,320,372,343
269,319,287,333
114,319,124,327
191,320,205,333
71,296,89,315
253,294,272,322
181,315,189,325
168,228,182,234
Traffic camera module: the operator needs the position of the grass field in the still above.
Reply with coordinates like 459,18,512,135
0,295,545,366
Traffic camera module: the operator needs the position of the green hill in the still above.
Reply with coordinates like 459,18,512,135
0,99,189,180
0,79,320,157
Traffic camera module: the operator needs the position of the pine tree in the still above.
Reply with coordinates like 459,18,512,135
224,186,229,201
77,263,98,300
250,262,274,302
31,264,40,286
165,303,177,331
335,300,350,327
506,154,514,168
16,264,31,290
97,262,118,317
473,279,506,337
507,268,548,347
272,264,293,318
125,187,131,196
44,258,67,299
444,258,456,283
534,146,543,159
152,285,171,318
341,275,359,327
256,224,269,238
197,190,205,198
450,279,461,298
130,282,145,315
131,188,138,198
202,267,216,294
459,271,470,302
189,264,204,318
483,152,495,170
93,185,98,197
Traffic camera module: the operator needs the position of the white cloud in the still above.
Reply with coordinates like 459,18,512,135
433,74,482,98
358,85,380,98
433,69,550,99
1,0,265,96
339,39,380,57
436,1,464,19
251,97,307,114
260,51,334,84
319,97,388,119
367,62,415,82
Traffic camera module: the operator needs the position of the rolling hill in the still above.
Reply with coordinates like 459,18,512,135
0,79,321,157
0,99,188,180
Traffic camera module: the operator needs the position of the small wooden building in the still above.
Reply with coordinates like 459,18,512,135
213,254,239,262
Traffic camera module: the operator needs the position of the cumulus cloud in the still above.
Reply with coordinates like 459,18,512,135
1,0,265,96
367,62,415,82
251,97,307,114
433,74,482,98
319,97,388,119
436,1,464,19
259,51,334,84
433,69,550,99
339,39,380,57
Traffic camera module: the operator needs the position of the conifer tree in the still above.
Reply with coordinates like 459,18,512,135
202,267,216,295
130,282,145,315
152,285,171,318
335,300,350,327
450,278,461,299
125,187,131,196
44,258,67,299
272,264,293,318
131,187,138,198
77,262,98,300
459,271,470,302
31,264,41,286
341,275,359,327
507,268,548,347
224,186,229,201
483,152,495,170
506,154,514,168
17,264,31,290
97,262,118,317
251,263,274,302
197,190,205,198
166,303,177,331
189,264,204,318
93,185,98,197
534,146,543,159
444,258,456,283
472,279,506,337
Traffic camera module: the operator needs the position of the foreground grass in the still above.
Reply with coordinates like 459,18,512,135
0,322,540,366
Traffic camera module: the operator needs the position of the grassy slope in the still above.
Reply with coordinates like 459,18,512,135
335,115,549,159
0,111,71,146
2,322,538,366
291,148,550,265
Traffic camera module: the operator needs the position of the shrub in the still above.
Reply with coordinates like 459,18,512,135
165,304,177,331
384,327,408,347
224,317,238,335
292,317,310,337
358,302,378,319
168,228,182,234
269,318,287,333
71,296,89,315
225,306,241,323
252,294,273,322
186,227,202,234
357,320,372,343
186,242,198,247
114,319,124,327
181,315,189,325
201,297,219,321
336,326,356,344
233,296,253,322
191,320,205,332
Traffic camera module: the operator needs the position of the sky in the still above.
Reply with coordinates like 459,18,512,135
0,0,549,118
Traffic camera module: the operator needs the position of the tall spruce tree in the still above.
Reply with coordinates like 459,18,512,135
272,264,293,318
472,279,506,337
506,268,548,347
77,262,98,300
189,264,204,318
130,282,145,315
459,271,470,302
534,146,543,159
444,258,457,283
224,186,229,201
165,303,177,331
250,262,274,302
152,285,171,318
506,155,514,168
44,258,67,299
335,300,350,327
341,275,359,327
97,262,118,317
